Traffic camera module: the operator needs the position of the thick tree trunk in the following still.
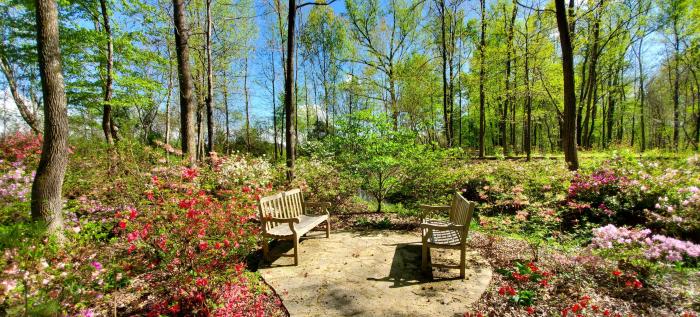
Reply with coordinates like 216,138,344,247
31,0,68,238
99,0,115,145
205,0,214,155
285,0,297,181
172,0,196,165
555,0,579,170
0,57,41,134
478,0,486,158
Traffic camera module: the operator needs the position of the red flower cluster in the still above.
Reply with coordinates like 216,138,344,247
498,284,516,296
561,295,626,317
612,269,643,289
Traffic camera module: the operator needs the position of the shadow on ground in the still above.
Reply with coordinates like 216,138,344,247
258,230,492,317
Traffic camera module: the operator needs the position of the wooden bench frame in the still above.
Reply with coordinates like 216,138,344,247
258,188,331,265
420,192,476,278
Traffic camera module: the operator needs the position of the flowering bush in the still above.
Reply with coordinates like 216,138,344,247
0,160,33,203
591,224,700,266
0,132,42,162
216,153,273,188
117,163,273,314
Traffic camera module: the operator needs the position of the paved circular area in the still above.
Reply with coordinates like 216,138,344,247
258,230,492,317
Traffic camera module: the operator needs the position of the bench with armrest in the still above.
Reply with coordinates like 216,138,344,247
420,192,476,278
258,189,331,265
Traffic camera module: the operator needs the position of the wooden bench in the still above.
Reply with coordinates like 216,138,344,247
420,192,476,278
258,188,331,265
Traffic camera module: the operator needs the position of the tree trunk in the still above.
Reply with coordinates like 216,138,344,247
440,0,451,147
284,0,297,181
555,0,579,170
245,55,251,152
205,0,214,155
224,71,230,154
165,43,173,146
31,0,69,238
672,18,680,150
503,0,517,156
172,0,196,165
272,50,278,161
524,18,531,161
99,0,115,145
637,37,646,152
0,57,41,134
478,0,486,158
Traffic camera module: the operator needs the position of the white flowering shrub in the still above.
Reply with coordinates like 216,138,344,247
217,153,273,188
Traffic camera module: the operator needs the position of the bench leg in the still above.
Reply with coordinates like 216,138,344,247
421,243,428,273
325,218,331,238
262,238,270,262
459,247,466,279
293,235,299,266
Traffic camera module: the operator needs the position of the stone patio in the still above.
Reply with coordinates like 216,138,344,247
258,230,492,317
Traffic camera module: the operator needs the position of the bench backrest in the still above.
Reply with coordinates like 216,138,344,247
449,192,475,232
258,188,305,231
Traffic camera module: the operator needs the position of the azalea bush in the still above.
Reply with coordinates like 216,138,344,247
563,155,700,241
117,162,273,315
591,224,700,269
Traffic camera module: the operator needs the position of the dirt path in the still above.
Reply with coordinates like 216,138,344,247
259,230,492,317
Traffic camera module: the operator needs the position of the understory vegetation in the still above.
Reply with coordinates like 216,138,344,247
1,131,698,316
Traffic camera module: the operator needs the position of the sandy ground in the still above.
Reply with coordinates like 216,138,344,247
258,230,492,317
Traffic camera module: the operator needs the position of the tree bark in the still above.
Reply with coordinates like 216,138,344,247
272,50,278,161
555,0,579,170
172,0,196,165
99,0,115,145
285,0,297,181
31,0,69,238
439,0,451,147
205,0,214,155
672,18,680,150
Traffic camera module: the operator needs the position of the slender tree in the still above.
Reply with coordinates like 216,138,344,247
99,0,116,145
478,0,486,157
205,0,214,155
555,0,579,170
